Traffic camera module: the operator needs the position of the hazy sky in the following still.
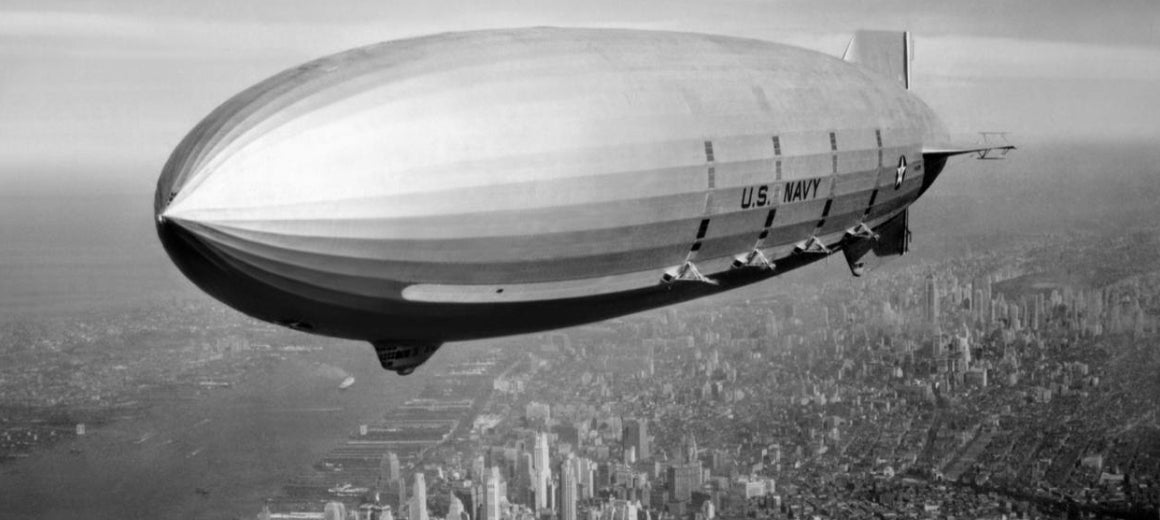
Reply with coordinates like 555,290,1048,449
0,0,1158,192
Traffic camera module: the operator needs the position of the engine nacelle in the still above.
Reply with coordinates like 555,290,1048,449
843,210,911,277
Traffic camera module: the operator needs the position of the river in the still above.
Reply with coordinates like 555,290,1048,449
0,343,434,520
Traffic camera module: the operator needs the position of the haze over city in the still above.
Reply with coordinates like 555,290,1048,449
1,1,1158,519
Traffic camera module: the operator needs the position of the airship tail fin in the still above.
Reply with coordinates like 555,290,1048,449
843,30,911,89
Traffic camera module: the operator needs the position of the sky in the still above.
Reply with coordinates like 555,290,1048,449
0,0,1157,192
0,0,1156,315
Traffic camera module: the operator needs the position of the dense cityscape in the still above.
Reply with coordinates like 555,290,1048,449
2,227,1159,520
0,301,292,460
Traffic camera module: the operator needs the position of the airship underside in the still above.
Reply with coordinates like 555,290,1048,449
155,28,1008,374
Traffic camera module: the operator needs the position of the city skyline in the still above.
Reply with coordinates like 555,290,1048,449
2,199,1160,518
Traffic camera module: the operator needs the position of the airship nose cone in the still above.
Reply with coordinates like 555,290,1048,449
154,170,304,335
154,166,179,224
154,166,220,294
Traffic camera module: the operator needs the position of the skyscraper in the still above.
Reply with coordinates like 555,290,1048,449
623,419,650,461
381,451,401,486
682,433,698,465
561,456,578,520
957,324,972,368
534,432,550,512
486,466,501,520
519,451,535,506
1008,303,1020,330
397,477,407,512
764,311,778,337
701,498,716,519
667,463,702,502
610,499,639,520
324,502,347,520
548,477,557,513
410,472,428,520
579,457,594,500
448,492,466,520
473,454,486,482
925,273,940,325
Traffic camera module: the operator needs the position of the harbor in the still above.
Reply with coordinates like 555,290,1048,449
263,353,514,516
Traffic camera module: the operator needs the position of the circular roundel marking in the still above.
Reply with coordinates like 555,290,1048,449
894,155,908,189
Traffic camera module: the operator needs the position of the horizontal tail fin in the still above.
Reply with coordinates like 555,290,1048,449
843,30,911,89
924,133,1017,160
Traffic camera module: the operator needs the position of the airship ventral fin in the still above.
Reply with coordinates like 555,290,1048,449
843,30,911,89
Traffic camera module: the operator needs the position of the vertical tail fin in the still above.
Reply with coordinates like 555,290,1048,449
842,30,911,89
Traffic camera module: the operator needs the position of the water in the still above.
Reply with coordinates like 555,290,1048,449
0,345,431,520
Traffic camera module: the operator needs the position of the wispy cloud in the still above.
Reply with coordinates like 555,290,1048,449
0,2,1157,185
919,35,1160,81
0,11,160,40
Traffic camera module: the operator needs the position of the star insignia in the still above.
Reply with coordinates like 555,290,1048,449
895,156,908,189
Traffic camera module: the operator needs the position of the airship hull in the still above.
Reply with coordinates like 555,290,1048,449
156,28,949,365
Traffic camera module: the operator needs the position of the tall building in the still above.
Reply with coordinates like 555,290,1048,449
485,466,502,520
561,456,578,520
667,463,702,501
397,477,408,512
925,273,940,326
682,433,698,465
983,275,994,326
518,451,535,506
579,457,594,500
701,498,716,519
410,472,428,520
534,432,550,512
1008,303,1021,330
608,499,639,520
957,324,972,368
548,477,557,513
972,288,985,323
473,454,486,482
623,419,650,461
448,492,466,520
324,502,347,520
764,311,778,337
381,451,401,486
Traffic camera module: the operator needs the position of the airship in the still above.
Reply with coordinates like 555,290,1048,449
155,28,1012,374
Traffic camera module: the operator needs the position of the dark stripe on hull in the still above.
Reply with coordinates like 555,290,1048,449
158,219,834,342
180,191,911,289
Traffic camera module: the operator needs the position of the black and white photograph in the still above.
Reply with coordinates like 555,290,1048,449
1,1,1158,518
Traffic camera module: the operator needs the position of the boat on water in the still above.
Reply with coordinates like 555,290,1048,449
328,482,368,497
339,376,355,390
